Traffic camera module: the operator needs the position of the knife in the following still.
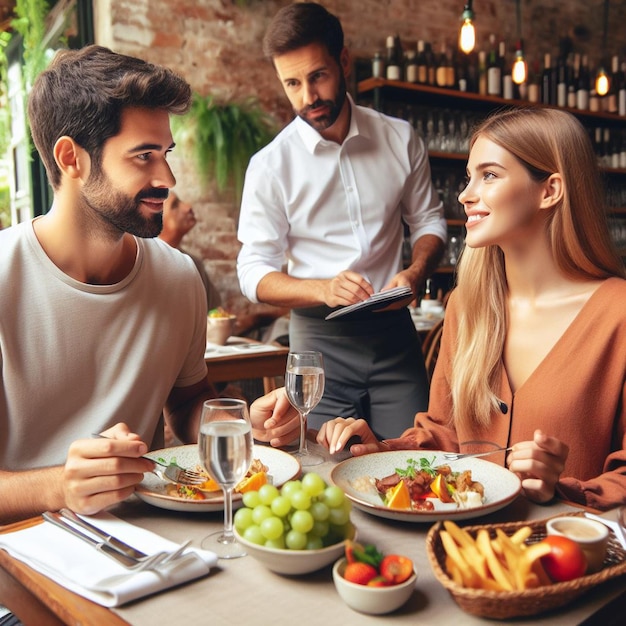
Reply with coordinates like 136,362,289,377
42,511,139,567
58,508,147,560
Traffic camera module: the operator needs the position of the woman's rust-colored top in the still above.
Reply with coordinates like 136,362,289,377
385,277,626,511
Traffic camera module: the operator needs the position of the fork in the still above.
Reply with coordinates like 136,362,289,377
442,446,513,461
92,434,205,485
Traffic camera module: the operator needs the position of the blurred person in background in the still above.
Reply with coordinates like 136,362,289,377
159,190,222,311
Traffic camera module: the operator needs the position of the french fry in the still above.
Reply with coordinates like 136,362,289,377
439,522,553,592
476,529,515,590
510,525,533,545
440,530,480,588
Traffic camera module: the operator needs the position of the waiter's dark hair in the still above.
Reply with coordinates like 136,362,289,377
263,2,344,65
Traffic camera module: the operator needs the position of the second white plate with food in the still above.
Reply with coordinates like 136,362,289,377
330,450,521,523
136,444,301,512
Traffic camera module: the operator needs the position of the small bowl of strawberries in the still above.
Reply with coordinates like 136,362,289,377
332,541,417,615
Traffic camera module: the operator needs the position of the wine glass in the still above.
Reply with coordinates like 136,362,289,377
285,351,325,467
198,398,253,559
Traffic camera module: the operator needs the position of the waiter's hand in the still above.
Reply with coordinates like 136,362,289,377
324,271,374,307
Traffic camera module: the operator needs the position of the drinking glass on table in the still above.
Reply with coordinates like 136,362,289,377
285,351,325,467
198,398,253,559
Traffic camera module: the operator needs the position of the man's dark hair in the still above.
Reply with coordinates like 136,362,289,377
263,2,344,65
28,45,191,189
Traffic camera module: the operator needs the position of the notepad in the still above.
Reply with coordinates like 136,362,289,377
325,286,413,320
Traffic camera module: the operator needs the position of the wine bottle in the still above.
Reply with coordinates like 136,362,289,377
607,55,619,114
478,50,487,96
527,59,541,104
385,35,402,81
619,61,626,117
416,40,428,84
426,42,436,86
487,34,501,97
435,42,448,88
542,53,553,105
556,53,569,108
405,50,417,83
446,45,456,88
576,54,590,110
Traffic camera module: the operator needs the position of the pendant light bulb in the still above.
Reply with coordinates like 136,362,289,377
512,48,527,84
595,67,609,97
459,5,475,54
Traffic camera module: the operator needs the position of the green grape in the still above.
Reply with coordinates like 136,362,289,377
280,480,302,498
310,500,330,521
260,516,284,540
328,505,350,526
251,504,273,525
310,520,330,538
305,536,324,550
285,529,307,550
270,495,292,518
243,525,265,545
264,536,286,549
322,485,345,508
290,509,314,534
301,472,325,497
234,507,254,532
242,491,262,509
258,483,280,505
290,489,311,511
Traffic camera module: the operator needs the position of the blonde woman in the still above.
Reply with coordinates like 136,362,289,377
308,107,626,511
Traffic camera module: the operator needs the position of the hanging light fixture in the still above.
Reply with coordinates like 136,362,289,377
511,0,527,84
459,1,476,54
595,0,610,97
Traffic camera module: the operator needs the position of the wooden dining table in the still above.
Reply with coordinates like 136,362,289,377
1,443,624,626
204,337,290,394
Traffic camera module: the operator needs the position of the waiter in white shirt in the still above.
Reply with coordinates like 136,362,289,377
237,3,446,439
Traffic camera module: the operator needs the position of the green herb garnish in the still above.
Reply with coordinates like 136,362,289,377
395,456,437,479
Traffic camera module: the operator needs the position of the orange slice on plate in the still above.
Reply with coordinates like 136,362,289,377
236,471,268,493
196,477,220,492
386,480,411,510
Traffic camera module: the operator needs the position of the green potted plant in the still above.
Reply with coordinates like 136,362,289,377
171,92,276,201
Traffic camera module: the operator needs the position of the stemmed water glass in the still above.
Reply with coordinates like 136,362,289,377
198,398,253,559
285,351,325,467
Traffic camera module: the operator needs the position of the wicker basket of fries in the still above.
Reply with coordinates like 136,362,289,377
426,514,626,619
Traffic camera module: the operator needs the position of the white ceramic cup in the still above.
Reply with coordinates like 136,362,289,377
546,516,609,573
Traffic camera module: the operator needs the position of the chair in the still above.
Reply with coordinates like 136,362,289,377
421,318,444,382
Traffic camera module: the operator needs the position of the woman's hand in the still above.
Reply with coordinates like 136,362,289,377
62,423,153,515
250,387,300,447
317,417,387,456
506,430,569,504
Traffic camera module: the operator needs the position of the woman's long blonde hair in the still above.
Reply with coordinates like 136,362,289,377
451,107,625,429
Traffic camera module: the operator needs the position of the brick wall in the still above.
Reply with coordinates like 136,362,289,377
94,0,626,318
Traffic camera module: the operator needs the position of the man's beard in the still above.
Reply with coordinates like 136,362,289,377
296,76,347,133
82,166,166,238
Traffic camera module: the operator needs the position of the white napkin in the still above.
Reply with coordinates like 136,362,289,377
0,512,217,607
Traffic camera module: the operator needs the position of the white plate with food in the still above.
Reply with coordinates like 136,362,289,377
330,451,521,523
136,444,301,512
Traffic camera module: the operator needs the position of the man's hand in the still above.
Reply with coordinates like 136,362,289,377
62,423,154,515
250,387,300,447
506,430,569,504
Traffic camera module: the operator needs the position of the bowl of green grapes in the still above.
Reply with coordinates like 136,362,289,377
233,472,356,575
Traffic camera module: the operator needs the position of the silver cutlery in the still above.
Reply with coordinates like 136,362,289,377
59,508,147,560
442,446,513,461
92,434,205,485
42,511,168,570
